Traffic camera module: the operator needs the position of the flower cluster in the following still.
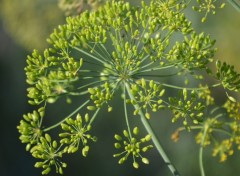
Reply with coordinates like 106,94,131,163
59,113,96,156
129,79,165,119
88,82,114,111
195,117,222,146
216,60,240,92
168,88,205,129
17,107,45,151
113,127,153,169
168,32,216,72
25,49,82,105
223,100,240,120
192,0,226,22
196,84,215,106
31,134,66,175
195,102,240,162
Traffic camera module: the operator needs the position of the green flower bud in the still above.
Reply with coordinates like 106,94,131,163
142,158,149,164
108,106,113,112
133,161,139,169
114,134,122,141
133,127,139,135
45,134,51,143
52,141,57,149
114,143,121,149
82,146,89,157
145,112,151,119
118,157,126,164
87,106,96,111
42,167,51,175
88,88,96,95
144,134,151,142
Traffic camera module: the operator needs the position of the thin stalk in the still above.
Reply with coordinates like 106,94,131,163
48,77,78,83
133,71,181,78
68,90,89,96
174,125,203,133
43,100,90,132
39,101,47,127
78,69,103,74
227,0,240,12
73,46,106,65
211,128,232,136
160,82,222,91
199,125,208,176
123,84,133,138
87,43,112,65
135,63,180,74
97,43,116,65
89,108,100,125
77,79,106,90
125,82,180,176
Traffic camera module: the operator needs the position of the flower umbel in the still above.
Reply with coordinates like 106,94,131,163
129,79,165,119
113,127,153,169
31,134,66,175
17,107,45,151
59,113,97,156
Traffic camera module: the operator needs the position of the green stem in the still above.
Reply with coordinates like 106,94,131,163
227,0,240,12
135,63,180,74
123,84,133,138
133,71,181,78
160,82,222,90
77,79,106,90
125,82,180,176
73,46,106,65
43,100,90,132
89,108,100,126
199,125,208,176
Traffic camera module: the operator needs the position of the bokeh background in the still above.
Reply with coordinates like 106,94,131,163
0,0,239,175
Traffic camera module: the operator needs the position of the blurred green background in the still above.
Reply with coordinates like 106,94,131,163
0,0,239,175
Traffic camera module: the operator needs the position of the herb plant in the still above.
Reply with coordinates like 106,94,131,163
17,0,240,175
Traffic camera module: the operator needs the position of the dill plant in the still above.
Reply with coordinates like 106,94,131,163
17,0,240,175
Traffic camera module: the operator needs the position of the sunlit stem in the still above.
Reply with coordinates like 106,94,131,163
160,82,222,91
43,100,90,132
136,63,181,74
77,79,107,90
73,46,106,65
98,43,115,65
199,124,208,176
123,84,132,139
39,101,47,127
89,108,100,125
133,72,181,78
125,82,180,176
227,0,240,12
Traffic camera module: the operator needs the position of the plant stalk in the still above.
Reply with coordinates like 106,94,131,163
199,125,208,176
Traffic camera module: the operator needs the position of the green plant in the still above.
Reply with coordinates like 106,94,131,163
17,0,240,175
